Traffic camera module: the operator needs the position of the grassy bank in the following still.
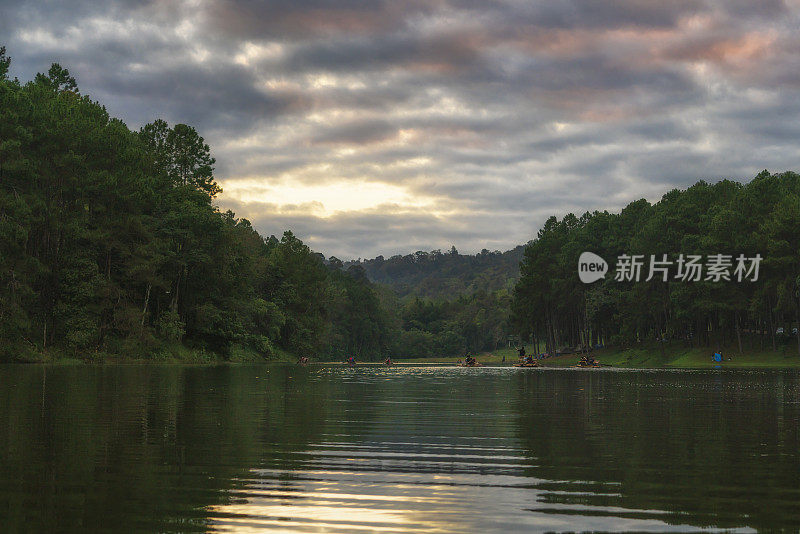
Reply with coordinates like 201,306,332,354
392,344,800,368
5,342,297,365
584,345,800,368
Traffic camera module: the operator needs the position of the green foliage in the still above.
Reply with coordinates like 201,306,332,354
0,50,395,363
511,173,800,356
324,265,394,360
0,47,10,80
341,247,521,359
349,246,523,299
34,63,78,93
155,311,185,341
140,119,220,198
386,290,512,358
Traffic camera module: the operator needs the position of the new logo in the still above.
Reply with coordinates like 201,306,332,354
578,252,608,283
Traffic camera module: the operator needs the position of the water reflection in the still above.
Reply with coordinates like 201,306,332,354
0,365,798,531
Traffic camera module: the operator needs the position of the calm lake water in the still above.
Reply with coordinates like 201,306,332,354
1,365,799,532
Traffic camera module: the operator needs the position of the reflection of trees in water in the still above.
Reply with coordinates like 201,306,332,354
511,370,800,530
0,364,327,532
4,367,799,531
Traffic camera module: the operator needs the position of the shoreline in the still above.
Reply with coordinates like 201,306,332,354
6,344,800,369
388,345,800,369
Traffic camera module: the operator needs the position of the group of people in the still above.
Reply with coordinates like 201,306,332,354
517,345,536,364
517,343,601,367
300,345,604,368
458,352,478,366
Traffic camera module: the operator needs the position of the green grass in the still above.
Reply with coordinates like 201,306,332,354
386,344,800,368
4,341,298,365
574,345,800,368
11,341,799,369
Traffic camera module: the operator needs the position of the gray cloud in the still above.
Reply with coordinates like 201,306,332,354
311,119,398,145
204,0,432,39
3,0,800,258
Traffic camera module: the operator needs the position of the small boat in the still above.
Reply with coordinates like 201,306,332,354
574,361,603,368
514,361,539,367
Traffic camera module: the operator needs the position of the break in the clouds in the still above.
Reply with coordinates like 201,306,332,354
3,0,800,258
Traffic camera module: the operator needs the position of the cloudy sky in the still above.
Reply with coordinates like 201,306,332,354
3,0,800,258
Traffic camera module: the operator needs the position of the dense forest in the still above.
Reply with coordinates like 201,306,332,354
345,246,524,299
511,173,800,356
343,247,523,357
0,50,514,362
0,50,400,362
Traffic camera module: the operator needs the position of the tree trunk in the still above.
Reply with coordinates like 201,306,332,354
736,311,743,354
171,267,183,313
767,299,776,351
141,283,152,329
584,297,590,354
795,297,800,356
546,307,556,356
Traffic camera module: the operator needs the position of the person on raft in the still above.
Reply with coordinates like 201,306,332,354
297,356,309,365
463,352,476,366
517,345,526,360
345,356,356,366
580,355,598,366
384,357,393,365
524,354,535,364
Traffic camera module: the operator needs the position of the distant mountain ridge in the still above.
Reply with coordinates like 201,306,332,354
343,245,527,299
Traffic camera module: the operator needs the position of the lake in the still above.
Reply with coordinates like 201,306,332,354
1,364,799,532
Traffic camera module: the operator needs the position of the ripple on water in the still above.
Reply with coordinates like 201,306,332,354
1,365,798,532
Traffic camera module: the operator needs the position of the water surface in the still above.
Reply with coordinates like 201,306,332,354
1,365,799,532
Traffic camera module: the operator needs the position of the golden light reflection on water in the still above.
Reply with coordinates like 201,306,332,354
204,466,695,533
209,503,414,533
206,469,459,533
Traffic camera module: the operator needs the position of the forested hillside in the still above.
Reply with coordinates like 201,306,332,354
0,50,396,362
337,247,524,358
345,246,524,299
512,173,800,356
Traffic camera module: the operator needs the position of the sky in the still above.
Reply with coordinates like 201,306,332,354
3,0,800,259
